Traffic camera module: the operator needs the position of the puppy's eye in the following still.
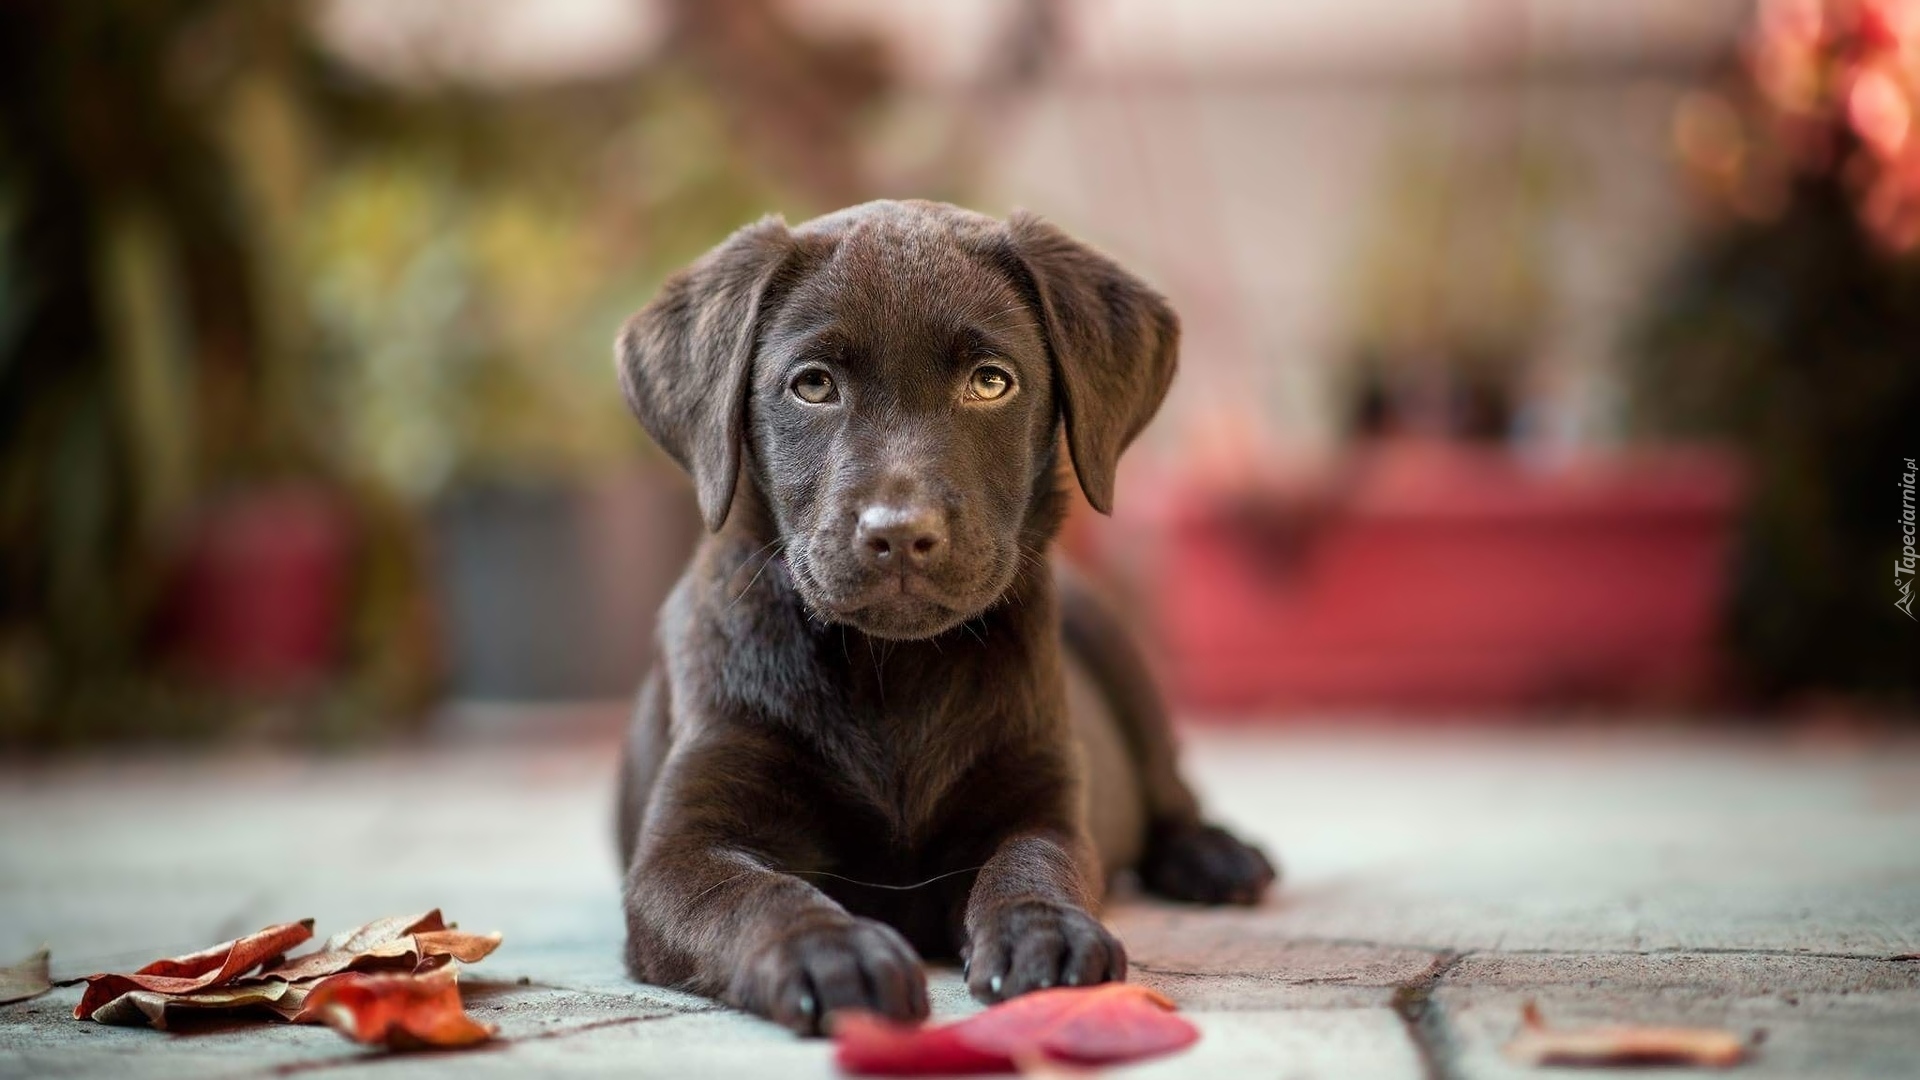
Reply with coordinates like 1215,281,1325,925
790,369,838,405
966,365,1013,402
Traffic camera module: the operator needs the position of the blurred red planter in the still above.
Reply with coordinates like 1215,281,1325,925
161,485,353,693
1133,444,1743,714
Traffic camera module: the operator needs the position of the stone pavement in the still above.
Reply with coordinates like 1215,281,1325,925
3,723,1917,1078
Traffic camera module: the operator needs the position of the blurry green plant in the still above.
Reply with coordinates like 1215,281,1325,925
0,0,317,743
0,0,908,743
301,75,784,499
1630,0,1920,710
1632,182,1920,710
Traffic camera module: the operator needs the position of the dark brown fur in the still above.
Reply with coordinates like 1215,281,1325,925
615,200,1274,1035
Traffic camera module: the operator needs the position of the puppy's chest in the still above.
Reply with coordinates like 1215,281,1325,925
793,640,1010,830
819,695,987,844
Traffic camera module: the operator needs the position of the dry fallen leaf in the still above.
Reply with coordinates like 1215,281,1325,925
71,911,502,1043
299,964,496,1051
1504,1001,1748,1068
75,920,315,1021
0,949,53,1006
262,910,500,982
88,980,315,1029
835,984,1199,1075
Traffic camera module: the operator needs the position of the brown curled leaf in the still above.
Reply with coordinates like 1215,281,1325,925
1504,1001,1748,1068
408,929,502,964
75,920,316,1021
259,911,442,981
87,979,315,1029
324,911,450,954
0,949,53,1006
262,910,499,982
298,965,496,1051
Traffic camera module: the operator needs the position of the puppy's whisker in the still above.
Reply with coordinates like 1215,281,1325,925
681,868,761,913
726,535,787,592
787,865,986,892
727,538,788,610
1016,540,1048,567
736,533,786,569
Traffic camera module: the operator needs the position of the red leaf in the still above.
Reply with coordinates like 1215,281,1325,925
75,920,315,1020
834,1014,1011,1075
835,984,1199,1075
959,985,1197,1065
298,965,496,1051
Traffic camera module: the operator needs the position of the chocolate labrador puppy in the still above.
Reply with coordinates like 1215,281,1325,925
615,200,1274,1035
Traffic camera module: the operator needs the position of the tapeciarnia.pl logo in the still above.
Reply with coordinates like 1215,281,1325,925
1899,457,1917,620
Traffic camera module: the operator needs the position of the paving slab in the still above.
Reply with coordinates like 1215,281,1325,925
1431,951,1920,1079
3,725,1918,1078
1123,1008,1423,1080
1117,907,1447,1009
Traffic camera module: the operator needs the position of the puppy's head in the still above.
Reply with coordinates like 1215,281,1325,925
618,200,1176,640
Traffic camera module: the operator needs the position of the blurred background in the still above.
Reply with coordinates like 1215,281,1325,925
2,0,1916,748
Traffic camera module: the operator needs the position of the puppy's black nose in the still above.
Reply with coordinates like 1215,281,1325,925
855,504,948,570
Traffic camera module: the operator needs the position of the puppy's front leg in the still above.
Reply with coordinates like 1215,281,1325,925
624,741,929,1035
962,827,1126,1002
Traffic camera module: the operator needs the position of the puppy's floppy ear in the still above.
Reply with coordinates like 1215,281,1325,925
1006,211,1178,514
616,215,795,532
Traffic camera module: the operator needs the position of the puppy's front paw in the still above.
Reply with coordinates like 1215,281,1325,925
1140,820,1277,905
965,900,1125,1004
732,916,929,1036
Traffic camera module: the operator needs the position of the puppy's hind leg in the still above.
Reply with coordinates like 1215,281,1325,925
1057,565,1278,906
